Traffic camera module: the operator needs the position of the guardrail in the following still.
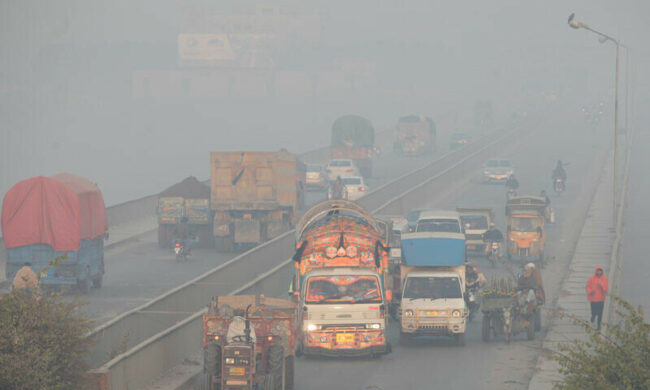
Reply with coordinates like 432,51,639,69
86,113,539,389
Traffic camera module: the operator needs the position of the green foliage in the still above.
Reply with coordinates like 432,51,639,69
552,295,650,390
0,290,93,390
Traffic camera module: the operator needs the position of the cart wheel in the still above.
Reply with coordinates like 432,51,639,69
284,356,294,389
527,323,535,340
505,332,511,344
399,332,410,346
482,314,490,342
268,346,284,390
455,333,466,346
535,309,542,332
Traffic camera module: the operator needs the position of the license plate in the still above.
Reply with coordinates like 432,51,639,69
229,367,246,376
336,333,355,344
426,310,443,316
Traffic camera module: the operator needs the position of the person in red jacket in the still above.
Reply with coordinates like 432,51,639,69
585,265,609,330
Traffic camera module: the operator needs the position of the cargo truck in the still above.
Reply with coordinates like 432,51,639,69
457,207,493,254
330,115,375,178
157,176,212,248
211,151,305,252
393,115,437,156
1,174,108,293
397,232,468,346
292,200,391,357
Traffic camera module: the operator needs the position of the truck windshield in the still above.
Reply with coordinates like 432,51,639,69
511,217,540,232
305,275,381,304
403,277,462,300
460,216,488,230
416,219,461,233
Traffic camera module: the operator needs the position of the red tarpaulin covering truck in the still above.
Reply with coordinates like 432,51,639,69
1,174,108,292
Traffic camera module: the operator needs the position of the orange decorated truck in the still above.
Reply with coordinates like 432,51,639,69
506,196,546,262
291,200,392,357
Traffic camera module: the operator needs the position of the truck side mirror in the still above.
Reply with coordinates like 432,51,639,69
385,290,392,302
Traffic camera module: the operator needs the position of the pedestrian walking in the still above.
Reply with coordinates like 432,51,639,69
585,265,608,330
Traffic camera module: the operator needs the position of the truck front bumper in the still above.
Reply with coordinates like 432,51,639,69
401,318,466,335
303,328,388,357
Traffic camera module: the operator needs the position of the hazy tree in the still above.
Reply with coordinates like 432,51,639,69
552,296,650,390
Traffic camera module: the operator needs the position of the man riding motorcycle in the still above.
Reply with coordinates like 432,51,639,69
483,223,504,257
552,160,567,190
465,263,486,319
505,174,520,190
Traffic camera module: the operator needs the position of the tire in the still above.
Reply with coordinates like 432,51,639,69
215,234,234,253
535,310,542,332
455,333,466,347
267,346,284,390
399,332,410,346
204,343,221,390
505,331,511,344
482,314,490,342
527,323,535,340
77,269,90,294
284,356,294,390
92,275,103,289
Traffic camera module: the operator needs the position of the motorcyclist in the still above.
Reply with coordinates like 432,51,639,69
172,216,191,253
331,176,345,199
465,263,486,289
552,160,567,189
540,190,550,207
505,174,519,190
483,223,504,256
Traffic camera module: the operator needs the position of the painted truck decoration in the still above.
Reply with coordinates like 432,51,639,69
292,200,391,356
1,174,108,292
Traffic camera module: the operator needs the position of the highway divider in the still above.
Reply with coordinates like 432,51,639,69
86,112,541,389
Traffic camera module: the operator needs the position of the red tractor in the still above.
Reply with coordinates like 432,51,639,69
202,295,298,390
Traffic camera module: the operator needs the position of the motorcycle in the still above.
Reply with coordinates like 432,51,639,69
554,177,565,193
507,188,517,200
466,285,480,322
173,241,188,262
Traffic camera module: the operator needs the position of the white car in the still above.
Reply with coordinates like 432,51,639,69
326,159,359,182
483,159,514,183
342,176,368,201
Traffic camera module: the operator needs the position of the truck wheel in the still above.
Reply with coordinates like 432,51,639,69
267,346,284,390
399,332,410,346
284,356,294,389
158,225,169,248
215,235,234,253
527,323,535,340
482,314,490,341
204,343,221,390
92,275,103,289
535,310,542,331
504,331,511,344
455,333,466,346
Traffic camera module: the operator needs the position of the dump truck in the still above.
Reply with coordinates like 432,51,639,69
397,232,468,346
393,115,437,156
157,176,212,248
1,174,108,292
330,115,375,178
292,200,391,356
506,196,546,262
202,295,298,390
211,151,305,252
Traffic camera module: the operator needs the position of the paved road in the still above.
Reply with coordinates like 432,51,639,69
79,148,444,324
619,119,650,320
292,108,609,390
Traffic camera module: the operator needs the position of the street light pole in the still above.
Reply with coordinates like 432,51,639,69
568,13,621,225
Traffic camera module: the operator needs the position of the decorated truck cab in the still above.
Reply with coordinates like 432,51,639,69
292,200,391,357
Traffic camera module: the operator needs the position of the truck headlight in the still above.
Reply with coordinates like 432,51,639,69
307,324,319,332
404,309,414,317
366,323,381,329
452,310,461,318
225,358,235,365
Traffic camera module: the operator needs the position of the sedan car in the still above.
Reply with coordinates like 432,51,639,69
326,159,359,182
341,176,368,201
306,164,328,191
449,132,471,150
483,159,514,183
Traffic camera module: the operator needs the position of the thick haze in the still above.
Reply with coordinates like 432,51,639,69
1,0,648,212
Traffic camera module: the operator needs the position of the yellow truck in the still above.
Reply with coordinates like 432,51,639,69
211,151,305,252
506,196,546,262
